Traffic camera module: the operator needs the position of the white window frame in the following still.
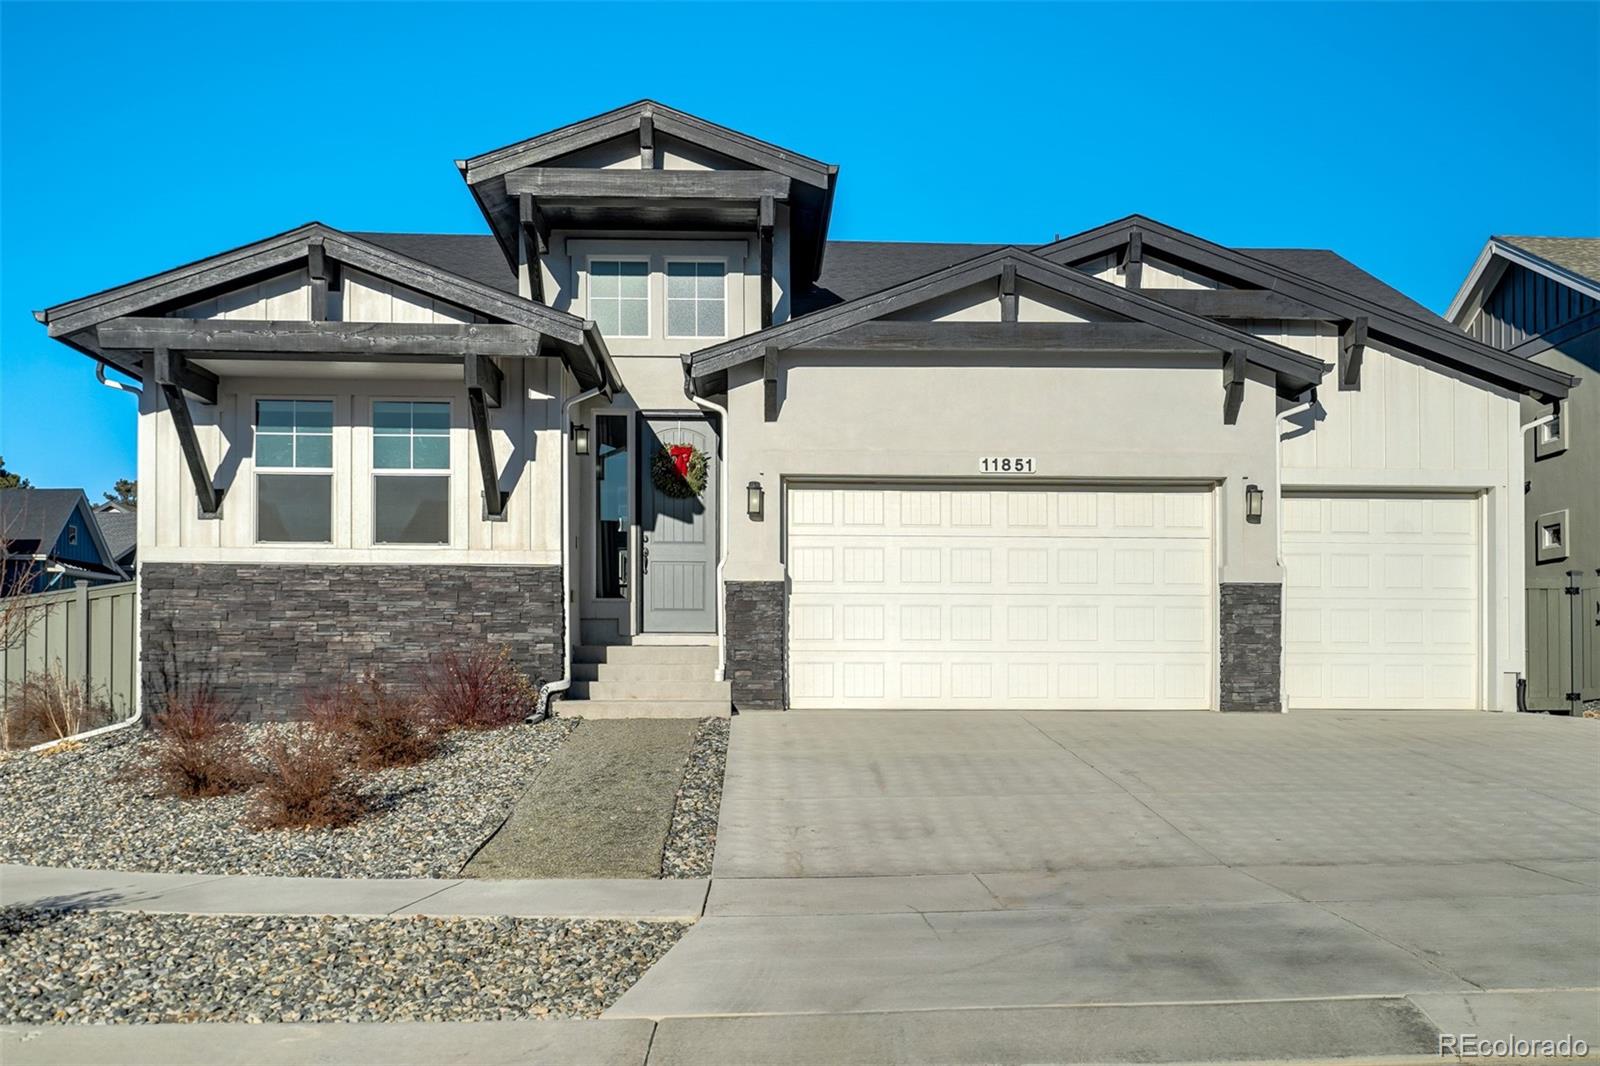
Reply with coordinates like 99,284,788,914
1535,400,1568,459
663,256,730,340
584,256,652,339
252,396,336,546
1535,509,1570,564
370,397,454,548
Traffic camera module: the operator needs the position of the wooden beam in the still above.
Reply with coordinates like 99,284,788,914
153,347,223,517
759,194,775,330
763,348,779,422
466,379,507,519
518,193,549,256
1143,288,1336,320
505,168,791,202
798,321,1218,353
1125,230,1144,291
639,113,655,168
307,241,329,322
999,263,1018,323
465,353,505,409
99,318,545,359
1339,316,1368,390
1222,348,1245,424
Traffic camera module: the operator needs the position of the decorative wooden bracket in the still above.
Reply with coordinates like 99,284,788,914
465,354,508,519
759,194,776,330
639,113,656,168
763,347,779,422
519,193,549,302
1222,348,1245,425
1339,316,1368,390
153,347,224,518
1124,229,1144,291
999,262,1018,322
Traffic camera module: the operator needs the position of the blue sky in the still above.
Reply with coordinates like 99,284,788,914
2,1,1596,494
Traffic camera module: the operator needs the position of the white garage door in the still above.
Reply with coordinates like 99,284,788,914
1283,494,1480,709
786,485,1215,709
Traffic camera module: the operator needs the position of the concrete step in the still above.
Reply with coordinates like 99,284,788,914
574,644,718,666
564,699,730,719
569,679,731,701
572,662,715,683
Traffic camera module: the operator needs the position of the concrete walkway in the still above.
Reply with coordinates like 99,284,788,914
0,863,709,921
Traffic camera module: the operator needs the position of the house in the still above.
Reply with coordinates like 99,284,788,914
1449,237,1599,712
1,489,128,595
91,502,139,575
34,101,1577,720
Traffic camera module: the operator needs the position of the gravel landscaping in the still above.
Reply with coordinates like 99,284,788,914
0,720,575,878
660,717,729,878
0,908,688,1024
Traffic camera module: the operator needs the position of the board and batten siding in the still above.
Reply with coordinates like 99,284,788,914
1081,252,1232,291
178,268,480,325
1467,262,1598,350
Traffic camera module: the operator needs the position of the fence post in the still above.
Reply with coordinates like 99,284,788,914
73,580,90,695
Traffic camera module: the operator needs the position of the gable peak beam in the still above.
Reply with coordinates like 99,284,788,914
518,194,549,257
307,241,329,322
639,113,656,168
1222,348,1246,425
153,347,224,518
999,262,1018,322
1124,230,1144,291
759,194,776,330
1339,316,1368,391
504,168,792,203
465,354,508,518
763,347,780,422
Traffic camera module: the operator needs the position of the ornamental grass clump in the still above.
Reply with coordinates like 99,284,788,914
306,671,439,771
247,725,368,831
147,686,260,799
2,673,113,750
421,647,539,732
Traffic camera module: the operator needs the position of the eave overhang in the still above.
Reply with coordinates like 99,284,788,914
1446,236,1600,330
1040,216,1578,402
686,247,1327,398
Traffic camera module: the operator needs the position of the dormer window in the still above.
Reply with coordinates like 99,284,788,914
666,260,727,338
589,259,649,338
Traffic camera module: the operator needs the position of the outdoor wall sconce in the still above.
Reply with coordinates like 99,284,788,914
1245,483,1264,523
572,424,591,456
746,480,764,519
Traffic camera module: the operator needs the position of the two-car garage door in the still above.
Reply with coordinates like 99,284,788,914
786,485,1214,709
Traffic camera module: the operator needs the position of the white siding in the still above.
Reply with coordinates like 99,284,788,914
179,270,309,319
342,269,476,324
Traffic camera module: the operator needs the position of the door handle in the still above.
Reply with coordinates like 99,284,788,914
619,549,630,590
641,545,649,574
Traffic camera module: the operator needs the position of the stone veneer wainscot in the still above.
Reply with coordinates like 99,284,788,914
725,580,785,710
1218,582,1283,712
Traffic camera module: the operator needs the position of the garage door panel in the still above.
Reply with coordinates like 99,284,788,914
787,486,1215,710
1283,494,1480,710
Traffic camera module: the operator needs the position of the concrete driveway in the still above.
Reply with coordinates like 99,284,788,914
611,710,1600,1039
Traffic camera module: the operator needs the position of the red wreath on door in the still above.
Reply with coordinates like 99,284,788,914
651,442,709,499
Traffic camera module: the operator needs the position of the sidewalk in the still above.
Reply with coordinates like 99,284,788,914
0,863,709,921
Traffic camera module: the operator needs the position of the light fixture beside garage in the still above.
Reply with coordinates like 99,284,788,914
746,480,764,519
572,423,591,456
1245,483,1264,523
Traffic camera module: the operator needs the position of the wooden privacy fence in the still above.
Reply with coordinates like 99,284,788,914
1,580,138,720
1526,571,1600,714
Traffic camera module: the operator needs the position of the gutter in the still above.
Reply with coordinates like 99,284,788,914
684,357,730,682
97,360,143,398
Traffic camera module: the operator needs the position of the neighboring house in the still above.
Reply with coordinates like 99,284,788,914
92,502,139,574
1449,237,1599,712
34,101,1577,720
1,489,128,594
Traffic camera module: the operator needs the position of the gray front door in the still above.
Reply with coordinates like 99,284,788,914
640,414,718,633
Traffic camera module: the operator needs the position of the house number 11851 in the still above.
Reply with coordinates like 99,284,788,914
979,457,1036,474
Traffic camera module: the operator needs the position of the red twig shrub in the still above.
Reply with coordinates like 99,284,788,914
306,672,439,770
421,647,538,732
147,687,259,799
246,725,368,831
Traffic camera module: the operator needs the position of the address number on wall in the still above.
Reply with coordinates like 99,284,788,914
978,457,1037,474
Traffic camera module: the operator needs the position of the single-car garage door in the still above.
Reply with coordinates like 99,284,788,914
1283,494,1480,709
786,485,1215,709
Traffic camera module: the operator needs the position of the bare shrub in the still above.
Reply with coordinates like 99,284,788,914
2,674,113,749
246,725,368,831
420,647,538,732
306,672,439,770
147,687,259,799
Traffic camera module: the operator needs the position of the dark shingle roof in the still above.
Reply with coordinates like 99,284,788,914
93,509,138,563
352,233,518,294
1498,237,1600,285
0,489,84,547
1241,248,1456,330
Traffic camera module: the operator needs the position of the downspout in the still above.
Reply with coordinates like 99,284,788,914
534,382,605,719
1273,390,1317,714
97,360,143,398
685,361,730,683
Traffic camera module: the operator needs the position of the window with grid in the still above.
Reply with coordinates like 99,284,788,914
373,401,450,545
255,399,333,543
589,260,649,337
666,260,726,338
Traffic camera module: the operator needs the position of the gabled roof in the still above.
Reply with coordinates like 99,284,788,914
34,223,616,392
689,246,1327,393
457,101,840,289
93,509,138,564
1447,235,1600,329
0,489,124,578
1039,216,1576,400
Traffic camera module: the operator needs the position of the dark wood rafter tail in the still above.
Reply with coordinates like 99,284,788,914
759,194,776,330
1339,316,1368,390
1222,348,1246,424
762,347,779,422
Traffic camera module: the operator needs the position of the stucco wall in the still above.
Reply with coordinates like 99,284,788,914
1524,336,1598,591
